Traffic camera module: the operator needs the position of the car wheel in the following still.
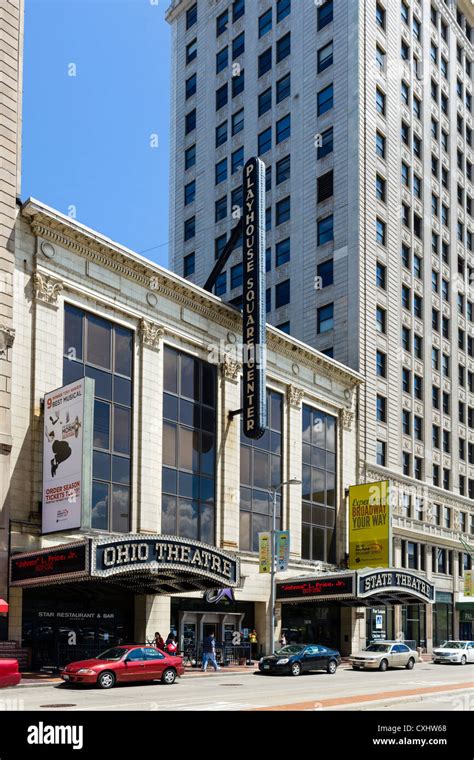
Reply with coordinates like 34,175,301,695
378,659,388,672
161,667,176,685
97,671,115,689
405,658,415,670
327,660,337,675
290,662,302,677
461,655,467,666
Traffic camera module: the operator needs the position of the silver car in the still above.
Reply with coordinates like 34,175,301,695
349,642,417,672
432,640,474,665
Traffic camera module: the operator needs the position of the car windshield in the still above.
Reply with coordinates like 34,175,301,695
439,642,465,649
365,644,391,653
96,647,129,661
275,645,305,655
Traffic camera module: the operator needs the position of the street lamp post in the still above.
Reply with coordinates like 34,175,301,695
268,479,301,655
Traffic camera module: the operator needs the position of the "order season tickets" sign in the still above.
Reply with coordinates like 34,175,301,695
42,378,94,534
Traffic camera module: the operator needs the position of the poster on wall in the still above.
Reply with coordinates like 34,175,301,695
348,480,391,569
42,378,94,534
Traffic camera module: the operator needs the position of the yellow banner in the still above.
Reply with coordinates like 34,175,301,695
349,481,390,569
465,570,473,597
259,532,272,574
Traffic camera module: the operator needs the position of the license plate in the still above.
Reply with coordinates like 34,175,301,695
263,664,270,670
62,674,70,680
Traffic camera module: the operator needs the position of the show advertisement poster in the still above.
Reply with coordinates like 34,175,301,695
348,481,391,569
465,570,473,597
258,532,271,574
42,378,94,534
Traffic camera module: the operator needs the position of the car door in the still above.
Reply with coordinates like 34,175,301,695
467,642,474,663
122,647,147,682
389,644,402,666
302,646,321,672
143,647,167,680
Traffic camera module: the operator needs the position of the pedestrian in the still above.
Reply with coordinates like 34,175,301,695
279,632,287,648
165,634,178,655
202,633,219,672
249,628,258,659
154,631,165,650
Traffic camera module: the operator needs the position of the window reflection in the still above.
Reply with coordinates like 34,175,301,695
240,390,283,551
64,306,133,533
301,405,337,562
162,347,217,542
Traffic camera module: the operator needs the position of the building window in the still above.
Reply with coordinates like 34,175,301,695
317,84,333,116
276,73,291,103
376,131,386,159
186,73,197,99
216,47,228,74
232,70,245,97
276,238,290,267
162,347,216,543
184,217,195,241
317,171,333,203
183,252,195,278
232,109,244,135
216,83,228,111
277,0,291,23
184,180,196,205
185,109,196,135
318,303,334,334
377,395,387,423
318,215,333,245
63,305,133,533
259,9,272,38
276,196,291,225
318,127,333,159
240,390,283,552
318,0,333,30
215,196,227,223
185,145,196,170
276,32,291,63
233,0,245,23
377,440,386,466
376,218,386,246
317,259,333,288
277,321,290,335
376,350,387,378
231,263,243,290
258,87,272,117
302,405,337,563
276,114,291,143
318,41,333,73
186,39,197,64
258,127,272,156
232,32,245,60
186,3,197,29
259,48,272,77
276,155,290,185
275,280,290,308
216,121,228,148
376,88,386,115
376,307,386,334
216,10,228,36
231,147,244,174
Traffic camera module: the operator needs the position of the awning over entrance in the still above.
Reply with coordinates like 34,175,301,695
10,535,240,595
0,599,8,613
277,568,435,606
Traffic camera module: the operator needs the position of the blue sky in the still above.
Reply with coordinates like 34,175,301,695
22,0,171,266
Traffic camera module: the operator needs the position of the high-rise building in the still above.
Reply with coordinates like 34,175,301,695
0,0,24,632
167,0,474,643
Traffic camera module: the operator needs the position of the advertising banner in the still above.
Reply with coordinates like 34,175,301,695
258,532,272,574
42,378,94,534
276,531,290,571
464,570,473,597
348,481,391,569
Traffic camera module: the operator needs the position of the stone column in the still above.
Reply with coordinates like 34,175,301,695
254,600,268,656
286,385,303,557
7,587,22,644
137,320,164,534
134,595,171,644
218,354,241,550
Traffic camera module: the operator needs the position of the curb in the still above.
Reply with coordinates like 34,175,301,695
320,687,474,711
16,668,259,688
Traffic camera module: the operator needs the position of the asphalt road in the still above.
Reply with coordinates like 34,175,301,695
6,662,474,711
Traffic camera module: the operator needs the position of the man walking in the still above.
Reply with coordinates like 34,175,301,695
202,633,219,672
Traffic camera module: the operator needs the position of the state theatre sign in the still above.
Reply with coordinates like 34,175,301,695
358,570,434,604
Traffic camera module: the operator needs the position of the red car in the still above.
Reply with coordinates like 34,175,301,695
61,645,184,689
0,659,21,688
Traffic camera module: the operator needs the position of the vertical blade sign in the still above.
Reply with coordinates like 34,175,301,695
243,157,267,440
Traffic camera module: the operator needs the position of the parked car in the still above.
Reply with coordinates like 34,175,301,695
259,644,341,676
350,642,417,671
61,645,184,689
432,640,474,665
0,659,21,688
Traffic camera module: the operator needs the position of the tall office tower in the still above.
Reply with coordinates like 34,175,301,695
0,0,23,626
167,0,474,639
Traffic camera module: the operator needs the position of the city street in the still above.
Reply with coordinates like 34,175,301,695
9,662,474,712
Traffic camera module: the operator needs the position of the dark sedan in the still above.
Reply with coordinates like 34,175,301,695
259,644,341,676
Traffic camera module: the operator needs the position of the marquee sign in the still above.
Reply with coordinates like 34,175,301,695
358,570,435,603
276,575,355,601
91,535,239,587
10,542,89,586
242,157,267,440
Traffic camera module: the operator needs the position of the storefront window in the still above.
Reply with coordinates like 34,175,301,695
401,604,426,648
281,604,340,650
301,405,337,563
433,592,454,646
63,305,133,532
240,390,283,551
162,347,217,543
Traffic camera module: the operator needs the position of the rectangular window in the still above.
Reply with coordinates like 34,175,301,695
318,215,333,245
186,73,197,99
275,279,290,308
184,216,195,241
276,155,290,185
318,41,333,73
301,404,337,563
184,180,195,205
217,10,229,36
276,32,291,63
185,145,196,170
318,0,333,30
277,0,291,23
216,121,228,148
258,127,272,156
259,48,272,77
276,196,291,225
216,47,228,74
318,303,334,333
186,39,197,64
317,259,333,288
258,87,272,117
259,9,272,38
232,109,244,135
276,73,291,103
317,170,333,203
183,252,195,277
231,147,244,174
186,3,197,29
318,84,334,115
276,114,291,143
232,70,245,97
276,238,290,267
232,32,245,60
318,127,333,159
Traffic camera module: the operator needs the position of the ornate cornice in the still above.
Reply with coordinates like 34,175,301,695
0,325,15,357
139,319,165,351
221,353,242,382
287,384,304,409
32,272,63,307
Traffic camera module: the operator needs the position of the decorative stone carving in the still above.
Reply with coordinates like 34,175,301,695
32,272,63,306
0,325,15,358
286,384,304,409
139,319,164,350
393,535,403,548
340,408,354,431
221,353,241,382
